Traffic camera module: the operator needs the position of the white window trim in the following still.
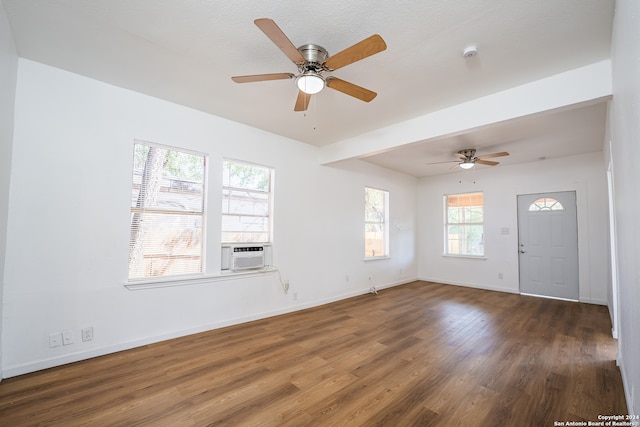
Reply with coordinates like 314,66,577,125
128,140,208,281
124,267,278,290
443,192,485,258
364,255,391,262
364,186,390,259
442,254,487,260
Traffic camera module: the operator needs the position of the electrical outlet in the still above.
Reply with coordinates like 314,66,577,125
62,330,74,346
82,327,93,342
49,332,62,348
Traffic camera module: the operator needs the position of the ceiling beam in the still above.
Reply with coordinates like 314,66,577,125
318,60,612,165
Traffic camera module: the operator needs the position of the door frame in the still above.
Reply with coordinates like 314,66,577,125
607,164,620,339
516,190,580,301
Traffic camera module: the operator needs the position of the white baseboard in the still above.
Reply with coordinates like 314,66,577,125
578,297,608,306
418,276,520,295
419,277,608,306
618,354,633,415
617,353,635,416
2,277,418,379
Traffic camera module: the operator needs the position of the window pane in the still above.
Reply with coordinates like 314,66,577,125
365,223,385,258
464,225,484,255
465,206,484,223
129,142,206,280
222,214,270,243
223,160,270,191
131,145,205,213
129,212,203,279
365,187,389,257
222,160,273,244
222,189,269,217
445,192,484,256
446,224,483,256
365,188,385,222
447,207,461,223
221,230,270,244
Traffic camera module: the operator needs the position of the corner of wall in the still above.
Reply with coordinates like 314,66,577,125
0,0,20,382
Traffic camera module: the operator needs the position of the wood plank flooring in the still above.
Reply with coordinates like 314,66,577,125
0,281,627,426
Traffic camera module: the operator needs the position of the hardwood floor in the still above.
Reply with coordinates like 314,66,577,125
0,281,627,426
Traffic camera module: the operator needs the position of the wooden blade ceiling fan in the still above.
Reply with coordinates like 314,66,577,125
428,149,510,169
231,18,387,111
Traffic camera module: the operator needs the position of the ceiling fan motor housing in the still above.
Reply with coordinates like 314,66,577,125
458,149,477,160
297,44,329,72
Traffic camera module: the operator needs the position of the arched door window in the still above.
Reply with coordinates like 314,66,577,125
528,197,564,211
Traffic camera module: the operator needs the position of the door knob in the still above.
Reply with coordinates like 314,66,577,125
520,249,526,253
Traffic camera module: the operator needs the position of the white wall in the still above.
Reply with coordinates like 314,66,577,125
417,152,610,304
610,0,640,415
0,3,19,380
2,59,417,377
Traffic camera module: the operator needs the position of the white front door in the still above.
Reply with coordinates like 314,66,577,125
517,191,579,300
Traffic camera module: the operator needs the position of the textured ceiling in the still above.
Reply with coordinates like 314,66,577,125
2,0,614,175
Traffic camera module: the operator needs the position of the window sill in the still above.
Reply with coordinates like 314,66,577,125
442,254,487,260
124,266,277,290
364,256,390,262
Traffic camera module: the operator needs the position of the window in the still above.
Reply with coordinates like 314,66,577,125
128,141,207,280
365,187,389,258
222,159,273,243
445,192,484,256
528,197,564,211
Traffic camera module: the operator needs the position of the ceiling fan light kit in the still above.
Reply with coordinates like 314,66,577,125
296,72,325,94
232,18,387,111
459,162,475,169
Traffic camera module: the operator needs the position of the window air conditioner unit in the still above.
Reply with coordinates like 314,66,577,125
222,245,269,271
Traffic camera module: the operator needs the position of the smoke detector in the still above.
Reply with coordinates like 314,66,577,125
462,45,478,58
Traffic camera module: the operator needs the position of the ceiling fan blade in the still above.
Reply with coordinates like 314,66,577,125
254,18,305,64
426,160,460,165
294,90,312,111
324,34,387,71
454,153,467,159
232,73,294,83
326,77,377,102
477,151,509,160
476,159,500,166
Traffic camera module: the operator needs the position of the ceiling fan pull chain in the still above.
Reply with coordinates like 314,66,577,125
313,94,317,130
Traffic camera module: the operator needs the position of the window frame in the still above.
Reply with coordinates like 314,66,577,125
221,158,274,245
364,186,390,260
128,140,208,281
443,191,485,258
